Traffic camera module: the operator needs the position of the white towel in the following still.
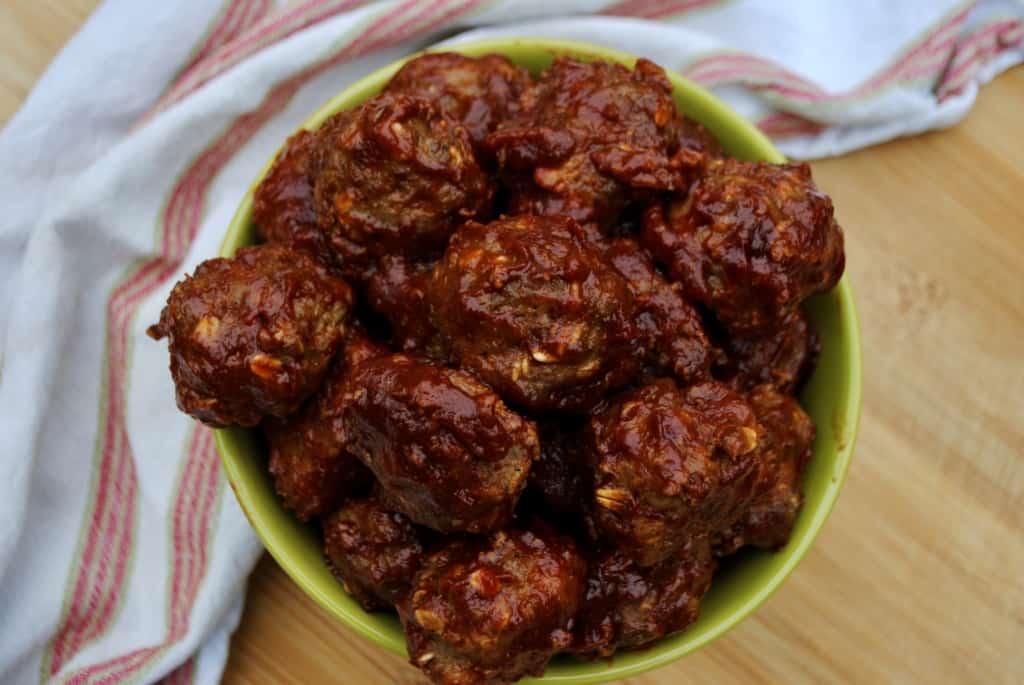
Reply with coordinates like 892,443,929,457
0,1,1020,683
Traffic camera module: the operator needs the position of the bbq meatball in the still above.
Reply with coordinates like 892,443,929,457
385,52,532,154
429,215,640,413
147,244,354,427
642,159,845,333
528,420,588,517
252,129,329,263
338,354,538,533
715,385,815,554
573,537,715,657
310,93,492,279
366,254,441,355
678,116,723,157
604,237,712,384
715,309,820,393
399,525,586,685
485,57,703,233
264,330,384,520
585,379,762,566
324,495,429,611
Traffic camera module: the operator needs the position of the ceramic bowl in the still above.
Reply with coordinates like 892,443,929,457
214,38,862,684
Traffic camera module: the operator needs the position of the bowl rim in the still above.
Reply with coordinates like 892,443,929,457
214,37,863,684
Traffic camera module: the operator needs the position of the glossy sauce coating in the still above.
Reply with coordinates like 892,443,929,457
147,244,353,427
429,215,640,413
642,159,845,333
366,254,442,356
573,537,715,657
148,53,849,685
264,330,383,520
323,495,428,611
252,129,329,264
603,237,712,384
585,379,762,566
715,384,815,554
715,308,820,393
385,52,532,155
339,354,539,533
486,58,703,232
311,93,492,278
398,525,586,685
677,116,724,157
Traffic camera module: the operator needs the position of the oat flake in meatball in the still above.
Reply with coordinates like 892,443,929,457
486,57,704,233
147,244,354,428
323,494,429,611
642,159,845,333
264,329,383,521
429,215,640,413
399,524,586,685
311,93,492,279
384,52,532,154
714,385,815,554
339,354,538,534
573,537,715,657
585,379,762,566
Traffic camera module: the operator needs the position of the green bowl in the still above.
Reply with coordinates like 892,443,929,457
215,38,862,684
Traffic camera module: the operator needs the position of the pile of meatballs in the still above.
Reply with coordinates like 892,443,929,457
150,52,845,685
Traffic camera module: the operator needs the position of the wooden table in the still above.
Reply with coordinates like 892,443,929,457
5,3,1022,683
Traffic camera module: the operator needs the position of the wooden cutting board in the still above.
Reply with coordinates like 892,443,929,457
4,2,1021,683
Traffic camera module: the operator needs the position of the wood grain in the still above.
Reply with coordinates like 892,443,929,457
5,4,1022,683
0,0,97,124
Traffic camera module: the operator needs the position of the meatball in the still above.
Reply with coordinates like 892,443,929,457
677,116,723,157
311,93,492,278
486,57,703,232
339,354,538,533
642,159,845,333
429,215,640,413
399,525,586,685
385,52,532,154
603,237,712,384
715,309,820,393
584,379,762,566
366,254,441,356
264,330,383,520
323,495,428,611
252,129,329,263
715,385,815,554
147,244,354,427
573,538,715,657
528,420,588,517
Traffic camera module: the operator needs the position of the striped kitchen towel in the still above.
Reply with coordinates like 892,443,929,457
0,1,1020,683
